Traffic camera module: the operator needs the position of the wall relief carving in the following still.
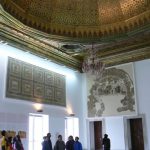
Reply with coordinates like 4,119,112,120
87,63,136,117
6,57,66,106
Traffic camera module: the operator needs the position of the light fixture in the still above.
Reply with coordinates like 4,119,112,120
33,103,43,113
69,113,75,117
82,43,105,76
37,109,43,113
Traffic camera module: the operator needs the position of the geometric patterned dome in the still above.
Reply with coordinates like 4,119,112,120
1,0,150,39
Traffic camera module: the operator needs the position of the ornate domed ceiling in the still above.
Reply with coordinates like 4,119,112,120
0,0,150,72
1,0,150,39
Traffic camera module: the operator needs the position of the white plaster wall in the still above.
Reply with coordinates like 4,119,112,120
81,74,88,149
50,117,65,147
0,44,85,149
134,59,150,149
105,117,125,150
89,122,95,150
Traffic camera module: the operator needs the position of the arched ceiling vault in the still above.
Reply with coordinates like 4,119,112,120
0,0,150,72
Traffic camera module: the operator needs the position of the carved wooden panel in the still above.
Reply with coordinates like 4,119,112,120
6,57,66,106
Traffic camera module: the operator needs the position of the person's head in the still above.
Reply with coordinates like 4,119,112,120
47,133,51,139
68,135,73,141
1,130,6,136
104,134,108,138
58,135,62,141
75,137,79,141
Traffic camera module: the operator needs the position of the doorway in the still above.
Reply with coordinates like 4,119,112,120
89,121,103,150
129,118,144,150
29,113,49,150
94,121,103,150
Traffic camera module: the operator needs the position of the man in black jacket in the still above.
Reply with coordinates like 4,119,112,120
102,134,111,150
66,135,74,150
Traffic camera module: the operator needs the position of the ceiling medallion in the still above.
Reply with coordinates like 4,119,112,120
82,44,105,76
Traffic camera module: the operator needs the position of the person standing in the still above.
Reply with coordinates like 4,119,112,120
47,133,52,150
7,136,13,150
74,137,82,150
42,133,53,150
102,134,111,150
1,130,7,150
66,135,74,150
42,136,47,147
14,135,24,150
54,135,65,150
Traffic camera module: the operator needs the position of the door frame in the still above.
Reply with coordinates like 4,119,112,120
124,114,147,150
86,118,104,150
29,113,49,150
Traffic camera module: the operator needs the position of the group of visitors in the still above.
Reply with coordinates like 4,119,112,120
42,133,82,150
1,130,24,150
1,130,110,150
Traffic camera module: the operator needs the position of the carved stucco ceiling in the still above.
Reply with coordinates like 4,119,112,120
1,0,150,39
0,1,150,72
